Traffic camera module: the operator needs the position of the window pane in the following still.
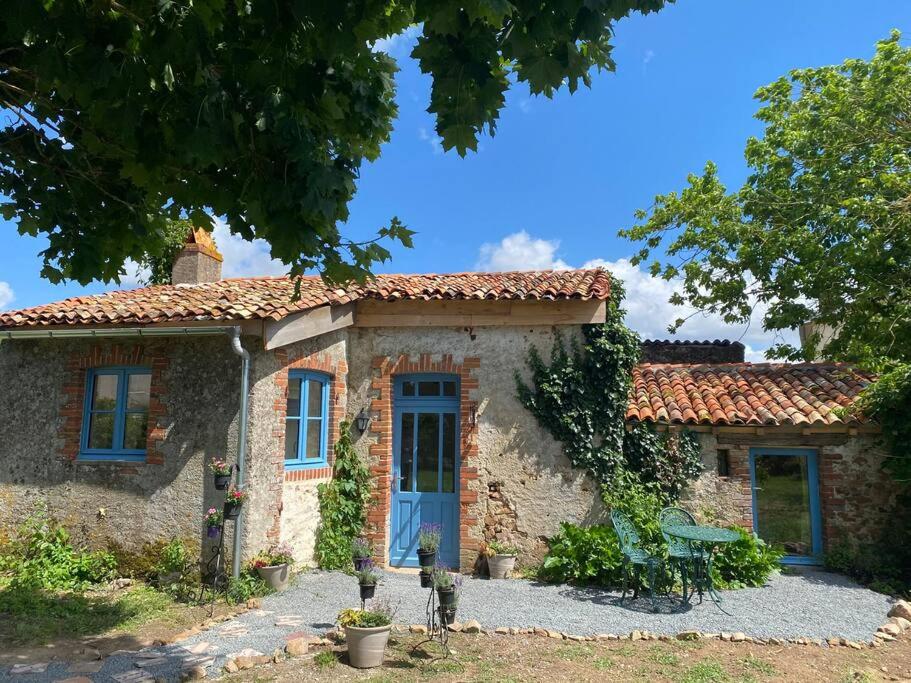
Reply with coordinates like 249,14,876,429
92,374,119,411
123,412,148,450
401,381,415,396
88,413,115,450
126,373,151,409
400,413,414,492
442,413,456,493
287,378,301,416
418,381,440,396
284,419,300,461
416,413,440,492
307,379,323,418
305,418,322,460
442,381,456,397
754,455,813,556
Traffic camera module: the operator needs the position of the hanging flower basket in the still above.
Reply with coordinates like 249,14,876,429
204,507,223,537
209,458,233,490
223,486,248,521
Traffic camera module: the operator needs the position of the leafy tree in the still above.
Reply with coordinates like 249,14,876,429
135,218,195,286
1,0,668,286
621,32,911,369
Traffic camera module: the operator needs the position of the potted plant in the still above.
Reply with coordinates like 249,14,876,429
352,538,373,572
338,602,395,669
223,486,247,520
251,542,294,591
440,573,462,625
419,566,433,588
355,559,381,601
486,540,520,579
209,458,233,490
432,564,457,609
204,508,223,538
417,522,441,568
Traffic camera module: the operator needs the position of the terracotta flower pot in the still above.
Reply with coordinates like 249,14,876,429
487,554,517,579
256,563,290,591
344,624,392,668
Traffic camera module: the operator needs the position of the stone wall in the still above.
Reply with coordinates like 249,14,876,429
346,325,605,571
0,336,241,555
680,429,897,551
640,340,745,364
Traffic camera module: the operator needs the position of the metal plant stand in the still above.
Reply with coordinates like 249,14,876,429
410,584,451,657
198,526,228,616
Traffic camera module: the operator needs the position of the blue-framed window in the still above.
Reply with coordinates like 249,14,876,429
284,371,330,469
80,367,152,462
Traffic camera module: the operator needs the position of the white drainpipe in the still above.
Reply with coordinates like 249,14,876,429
1,324,252,578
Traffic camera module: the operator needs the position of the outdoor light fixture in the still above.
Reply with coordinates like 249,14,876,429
468,404,478,427
355,408,371,432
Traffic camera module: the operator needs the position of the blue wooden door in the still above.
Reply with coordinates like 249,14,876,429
390,375,460,568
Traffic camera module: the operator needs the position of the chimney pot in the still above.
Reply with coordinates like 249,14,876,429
171,227,223,285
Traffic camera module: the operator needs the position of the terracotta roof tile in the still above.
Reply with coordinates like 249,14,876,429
627,363,874,427
0,269,611,329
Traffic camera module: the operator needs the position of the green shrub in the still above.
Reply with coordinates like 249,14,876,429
314,421,372,570
538,522,624,585
711,526,783,588
225,568,273,605
153,537,190,577
0,511,116,591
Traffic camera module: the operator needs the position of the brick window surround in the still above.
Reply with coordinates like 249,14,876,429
365,354,480,570
268,349,347,543
59,343,170,470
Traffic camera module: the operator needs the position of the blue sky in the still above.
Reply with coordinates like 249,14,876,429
1,0,909,359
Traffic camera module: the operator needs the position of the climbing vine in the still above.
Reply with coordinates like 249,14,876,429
314,421,372,570
853,363,911,483
515,277,702,499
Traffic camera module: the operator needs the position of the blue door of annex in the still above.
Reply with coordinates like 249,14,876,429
390,374,460,568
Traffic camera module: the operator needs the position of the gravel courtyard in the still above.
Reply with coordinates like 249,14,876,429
0,567,894,681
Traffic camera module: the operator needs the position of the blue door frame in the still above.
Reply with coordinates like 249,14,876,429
390,374,460,568
749,447,823,565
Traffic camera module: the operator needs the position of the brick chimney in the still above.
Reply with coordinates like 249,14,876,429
171,227,223,285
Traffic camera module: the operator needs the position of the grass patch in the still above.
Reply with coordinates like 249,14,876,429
651,650,681,666
556,643,594,661
679,659,731,683
593,655,615,671
0,583,174,645
313,650,337,670
740,654,776,676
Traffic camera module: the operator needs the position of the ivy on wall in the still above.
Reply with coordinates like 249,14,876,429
314,421,372,570
515,277,701,499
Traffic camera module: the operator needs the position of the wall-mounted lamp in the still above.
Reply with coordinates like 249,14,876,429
468,404,478,427
355,407,371,433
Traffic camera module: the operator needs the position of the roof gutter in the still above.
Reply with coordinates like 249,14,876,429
1,324,252,579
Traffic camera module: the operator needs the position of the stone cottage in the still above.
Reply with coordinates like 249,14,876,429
0,236,897,571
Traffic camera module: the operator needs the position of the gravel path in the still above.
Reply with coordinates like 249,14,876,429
0,567,892,682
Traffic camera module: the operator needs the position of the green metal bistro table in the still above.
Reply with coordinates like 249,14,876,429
664,524,740,613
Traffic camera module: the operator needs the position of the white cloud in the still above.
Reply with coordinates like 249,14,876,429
0,281,14,310
476,231,798,360
372,25,421,56
418,127,443,155
211,218,287,278
120,259,149,287
476,231,571,271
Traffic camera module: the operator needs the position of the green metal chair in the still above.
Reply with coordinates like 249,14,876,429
659,506,707,603
610,509,660,609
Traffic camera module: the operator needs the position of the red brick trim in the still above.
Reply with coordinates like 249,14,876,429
365,354,481,570
269,349,347,543
58,343,170,466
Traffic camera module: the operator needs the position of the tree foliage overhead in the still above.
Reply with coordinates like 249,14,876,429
1,0,668,286
621,32,911,369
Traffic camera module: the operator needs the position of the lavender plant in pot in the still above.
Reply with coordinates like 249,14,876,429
486,540,519,579
352,538,372,572
417,522,441,569
355,560,381,602
432,564,457,609
209,458,233,490
338,601,395,669
252,542,294,592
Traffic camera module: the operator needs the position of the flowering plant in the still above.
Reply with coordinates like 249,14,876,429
351,537,372,559
431,563,454,589
251,542,294,568
225,486,248,504
355,559,381,586
418,522,442,552
208,458,232,476
204,507,223,527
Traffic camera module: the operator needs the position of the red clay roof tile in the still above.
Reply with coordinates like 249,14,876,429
627,363,873,427
0,269,611,329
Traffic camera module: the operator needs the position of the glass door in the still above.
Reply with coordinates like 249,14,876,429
749,448,822,564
